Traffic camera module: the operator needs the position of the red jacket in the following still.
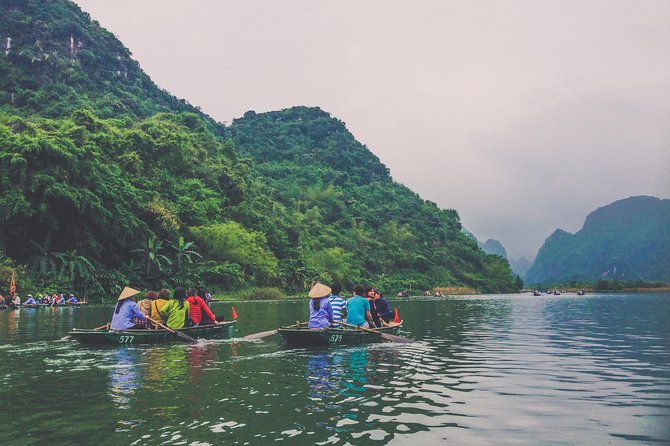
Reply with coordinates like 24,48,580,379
186,295,216,324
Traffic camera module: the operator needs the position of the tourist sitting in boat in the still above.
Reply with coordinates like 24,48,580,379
137,290,157,317
24,295,37,305
186,288,221,326
150,288,170,325
308,282,333,329
51,294,65,306
328,283,346,327
364,285,377,321
11,294,21,307
345,284,373,328
159,286,190,329
66,294,78,304
371,290,393,327
110,287,147,330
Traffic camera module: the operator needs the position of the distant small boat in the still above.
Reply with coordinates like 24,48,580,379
533,291,542,296
553,290,561,295
577,290,585,295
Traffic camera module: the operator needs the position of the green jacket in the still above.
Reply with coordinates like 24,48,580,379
159,300,190,329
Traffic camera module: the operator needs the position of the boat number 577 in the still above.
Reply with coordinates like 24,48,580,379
118,335,135,344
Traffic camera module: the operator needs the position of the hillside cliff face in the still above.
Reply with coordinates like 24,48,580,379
0,0,205,120
525,196,670,285
0,0,520,297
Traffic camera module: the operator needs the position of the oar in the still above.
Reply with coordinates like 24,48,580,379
339,321,414,343
243,321,307,340
146,317,197,343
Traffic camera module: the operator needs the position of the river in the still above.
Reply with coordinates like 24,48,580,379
0,293,668,445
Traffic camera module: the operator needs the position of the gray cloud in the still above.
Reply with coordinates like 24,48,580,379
75,0,670,260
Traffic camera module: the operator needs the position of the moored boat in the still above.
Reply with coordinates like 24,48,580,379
278,322,403,346
69,320,237,345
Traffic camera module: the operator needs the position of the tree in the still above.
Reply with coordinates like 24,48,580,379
169,236,201,272
191,222,278,284
131,234,172,276
55,249,96,288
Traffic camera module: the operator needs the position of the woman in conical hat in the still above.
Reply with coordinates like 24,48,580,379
110,286,147,330
308,282,334,329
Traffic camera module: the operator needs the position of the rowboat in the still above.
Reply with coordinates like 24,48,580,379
69,320,237,345
278,322,403,346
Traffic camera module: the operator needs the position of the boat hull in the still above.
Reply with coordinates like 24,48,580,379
278,323,402,346
69,320,237,345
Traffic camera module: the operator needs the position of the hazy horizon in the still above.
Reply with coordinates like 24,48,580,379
74,0,670,260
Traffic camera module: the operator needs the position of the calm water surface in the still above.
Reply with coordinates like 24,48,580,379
0,293,668,445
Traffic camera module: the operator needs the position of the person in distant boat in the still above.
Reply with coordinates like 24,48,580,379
110,287,147,330
150,288,171,325
11,294,21,307
52,294,65,306
24,294,37,305
66,294,77,304
308,282,334,329
159,286,190,329
345,284,372,328
328,283,346,327
371,290,393,327
186,288,221,326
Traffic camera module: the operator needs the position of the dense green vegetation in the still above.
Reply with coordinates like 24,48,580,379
525,196,670,286
0,0,520,301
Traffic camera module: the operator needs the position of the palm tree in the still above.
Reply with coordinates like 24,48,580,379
26,238,61,276
55,249,96,286
169,236,202,272
132,234,172,275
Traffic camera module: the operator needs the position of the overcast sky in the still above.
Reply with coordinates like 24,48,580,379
75,0,670,260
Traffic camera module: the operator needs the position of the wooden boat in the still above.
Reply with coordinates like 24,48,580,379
69,320,237,345
278,322,403,346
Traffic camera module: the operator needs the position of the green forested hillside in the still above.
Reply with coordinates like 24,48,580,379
230,107,518,293
525,196,670,285
0,0,519,300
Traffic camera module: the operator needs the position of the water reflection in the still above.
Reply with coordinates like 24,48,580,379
108,348,142,409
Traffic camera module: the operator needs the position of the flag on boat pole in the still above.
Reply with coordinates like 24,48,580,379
9,271,16,295
231,306,238,320
393,307,400,323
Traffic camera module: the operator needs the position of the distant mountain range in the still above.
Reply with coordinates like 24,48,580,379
475,238,532,279
525,196,670,285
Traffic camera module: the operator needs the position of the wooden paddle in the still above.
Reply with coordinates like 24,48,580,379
339,321,414,343
146,317,197,343
243,321,307,340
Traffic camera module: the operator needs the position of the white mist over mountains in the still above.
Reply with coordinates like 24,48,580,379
75,0,670,261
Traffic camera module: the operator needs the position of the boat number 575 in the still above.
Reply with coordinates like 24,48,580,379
118,335,135,344
329,334,343,343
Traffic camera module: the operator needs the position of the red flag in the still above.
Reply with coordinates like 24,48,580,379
231,306,238,320
393,307,400,323
9,271,16,295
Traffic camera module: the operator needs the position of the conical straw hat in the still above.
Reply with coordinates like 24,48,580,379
118,286,140,301
308,282,332,299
